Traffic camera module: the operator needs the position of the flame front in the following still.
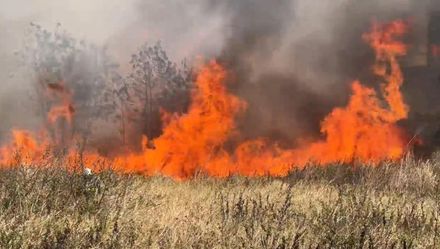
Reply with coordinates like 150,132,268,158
0,20,411,179
115,61,247,178
0,130,48,165
297,20,409,165
114,20,410,178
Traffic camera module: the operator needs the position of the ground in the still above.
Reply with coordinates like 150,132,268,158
0,154,440,248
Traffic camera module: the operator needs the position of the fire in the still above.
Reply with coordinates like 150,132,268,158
297,20,409,165
46,82,75,125
432,44,440,58
114,61,247,178
0,82,79,168
0,20,411,179
0,130,48,165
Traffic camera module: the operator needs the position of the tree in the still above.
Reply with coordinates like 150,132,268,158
20,23,119,153
127,42,191,144
102,72,130,147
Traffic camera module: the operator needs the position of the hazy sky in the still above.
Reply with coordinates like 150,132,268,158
0,0,429,73
0,0,229,68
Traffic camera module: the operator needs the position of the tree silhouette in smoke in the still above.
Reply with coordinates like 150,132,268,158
18,24,192,155
127,42,191,145
20,23,119,153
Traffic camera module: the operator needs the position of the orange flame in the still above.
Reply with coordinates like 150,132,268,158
114,61,247,178
432,44,440,58
297,20,409,165
46,82,75,125
113,20,409,179
0,130,48,165
0,20,410,179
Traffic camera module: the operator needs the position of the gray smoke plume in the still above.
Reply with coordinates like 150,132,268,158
0,0,439,147
207,0,440,143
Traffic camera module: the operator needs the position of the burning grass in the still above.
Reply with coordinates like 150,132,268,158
0,153,439,248
0,17,438,249
0,20,417,180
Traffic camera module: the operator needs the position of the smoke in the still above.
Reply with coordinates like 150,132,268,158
0,0,228,138
207,0,440,143
0,0,439,145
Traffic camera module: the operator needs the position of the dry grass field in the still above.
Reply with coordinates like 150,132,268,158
1,1,440,248
1,153,440,249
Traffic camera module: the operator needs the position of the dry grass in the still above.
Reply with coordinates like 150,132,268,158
1,153,440,248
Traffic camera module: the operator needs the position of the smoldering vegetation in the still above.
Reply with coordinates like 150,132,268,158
0,154,440,248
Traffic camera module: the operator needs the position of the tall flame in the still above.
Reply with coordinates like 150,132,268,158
297,20,409,165
0,20,411,179
115,61,247,178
